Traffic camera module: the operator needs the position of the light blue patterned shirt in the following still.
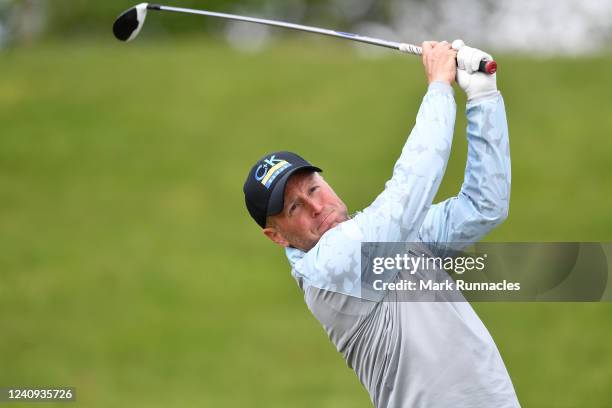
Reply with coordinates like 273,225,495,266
284,82,520,407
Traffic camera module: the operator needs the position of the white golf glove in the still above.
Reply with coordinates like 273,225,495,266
452,39,498,102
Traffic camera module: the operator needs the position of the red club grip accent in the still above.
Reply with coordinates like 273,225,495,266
478,59,497,74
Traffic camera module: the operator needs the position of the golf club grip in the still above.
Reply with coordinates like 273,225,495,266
479,59,497,74
400,44,497,75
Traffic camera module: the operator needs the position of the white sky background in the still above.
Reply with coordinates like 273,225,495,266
390,0,612,55
225,0,612,56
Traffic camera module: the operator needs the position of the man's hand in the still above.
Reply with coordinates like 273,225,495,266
421,41,457,85
452,39,498,101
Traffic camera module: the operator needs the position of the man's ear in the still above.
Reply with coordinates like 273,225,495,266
262,226,290,247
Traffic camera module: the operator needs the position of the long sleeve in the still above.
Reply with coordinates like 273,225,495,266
418,92,510,251
286,89,520,408
354,81,456,242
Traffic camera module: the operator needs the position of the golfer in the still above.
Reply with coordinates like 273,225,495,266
243,40,520,407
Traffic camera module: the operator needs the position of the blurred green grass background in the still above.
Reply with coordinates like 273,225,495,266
1,38,611,407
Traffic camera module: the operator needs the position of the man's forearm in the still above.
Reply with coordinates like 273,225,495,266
417,92,510,249
359,82,456,242
462,93,510,222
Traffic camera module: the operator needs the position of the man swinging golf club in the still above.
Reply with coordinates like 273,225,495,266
243,40,520,408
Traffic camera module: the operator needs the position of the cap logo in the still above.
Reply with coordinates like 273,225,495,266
254,155,292,189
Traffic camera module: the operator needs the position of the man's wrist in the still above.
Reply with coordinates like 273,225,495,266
467,90,500,104
429,78,452,85
428,81,454,95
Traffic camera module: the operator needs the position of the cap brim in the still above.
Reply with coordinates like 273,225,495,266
267,165,322,216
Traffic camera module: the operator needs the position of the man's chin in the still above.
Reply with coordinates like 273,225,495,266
317,214,347,238
319,210,348,234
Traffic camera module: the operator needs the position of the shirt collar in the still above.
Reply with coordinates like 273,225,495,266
285,246,306,267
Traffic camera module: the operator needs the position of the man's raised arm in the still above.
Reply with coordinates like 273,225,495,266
418,41,510,250
355,41,458,243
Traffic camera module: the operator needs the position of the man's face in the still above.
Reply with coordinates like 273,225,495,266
263,171,348,252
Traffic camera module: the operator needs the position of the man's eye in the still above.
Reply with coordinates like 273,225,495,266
289,203,298,214
310,186,319,194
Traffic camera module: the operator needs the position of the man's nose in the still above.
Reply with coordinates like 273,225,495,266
306,198,324,216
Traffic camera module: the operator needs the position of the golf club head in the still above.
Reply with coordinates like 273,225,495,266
113,3,148,42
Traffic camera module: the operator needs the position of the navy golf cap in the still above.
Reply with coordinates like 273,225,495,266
243,151,322,228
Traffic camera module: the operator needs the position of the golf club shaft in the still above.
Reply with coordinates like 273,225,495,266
146,4,496,74
148,4,420,54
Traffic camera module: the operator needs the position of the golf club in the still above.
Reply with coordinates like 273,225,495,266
113,3,497,74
